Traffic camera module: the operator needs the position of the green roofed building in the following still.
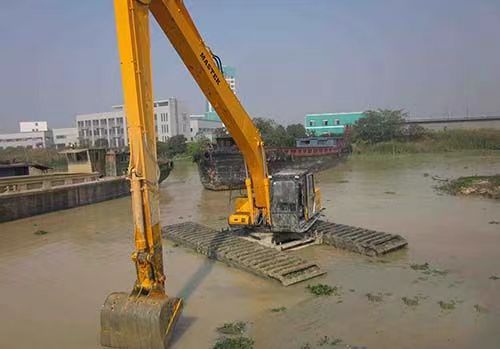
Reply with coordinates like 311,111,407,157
305,112,365,136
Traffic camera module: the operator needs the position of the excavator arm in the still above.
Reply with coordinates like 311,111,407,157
101,1,272,348
150,0,272,226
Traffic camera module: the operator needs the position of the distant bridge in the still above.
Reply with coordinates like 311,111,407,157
404,115,500,130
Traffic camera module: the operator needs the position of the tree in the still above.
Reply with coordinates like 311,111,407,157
252,117,302,147
253,117,276,144
157,135,187,158
402,124,427,141
353,109,407,143
286,124,307,139
187,137,210,161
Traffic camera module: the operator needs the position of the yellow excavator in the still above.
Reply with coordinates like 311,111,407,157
101,0,322,348
101,1,407,348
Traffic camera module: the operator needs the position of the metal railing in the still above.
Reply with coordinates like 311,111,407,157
0,172,100,194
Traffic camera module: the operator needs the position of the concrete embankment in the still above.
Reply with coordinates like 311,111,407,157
0,178,129,223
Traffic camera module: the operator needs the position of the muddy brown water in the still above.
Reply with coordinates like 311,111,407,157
0,153,499,349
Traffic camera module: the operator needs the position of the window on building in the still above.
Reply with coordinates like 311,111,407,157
93,120,99,126
323,120,328,126
335,119,340,125
85,120,91,127
309,121,314,126
101,119,107,125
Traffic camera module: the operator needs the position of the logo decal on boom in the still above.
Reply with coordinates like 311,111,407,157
200,52,221,85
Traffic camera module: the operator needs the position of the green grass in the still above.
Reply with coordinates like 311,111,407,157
306,284,339,296
353,129,500,154
437,175,500,199
270,306,286,313
213,337,254,349
216,322,247,336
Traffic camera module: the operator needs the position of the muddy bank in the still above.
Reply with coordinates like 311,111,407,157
437,175,500,199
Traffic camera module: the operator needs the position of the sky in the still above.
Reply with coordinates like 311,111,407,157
1,0,499,132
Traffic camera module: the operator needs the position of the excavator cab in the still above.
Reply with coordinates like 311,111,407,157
270,170,321,233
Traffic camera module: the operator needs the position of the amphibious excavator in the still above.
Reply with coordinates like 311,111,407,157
101,1,407,348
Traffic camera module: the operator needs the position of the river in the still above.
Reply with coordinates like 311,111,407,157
0,152,499,349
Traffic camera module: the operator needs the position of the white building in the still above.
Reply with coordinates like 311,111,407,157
0,130,54,149
76,98,190,148
19,121,48,133
52,128,79,149
189,114,223,141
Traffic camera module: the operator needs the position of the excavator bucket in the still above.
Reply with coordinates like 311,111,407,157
100,292,182,349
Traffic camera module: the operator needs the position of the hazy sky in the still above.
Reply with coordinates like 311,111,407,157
1,0,499,132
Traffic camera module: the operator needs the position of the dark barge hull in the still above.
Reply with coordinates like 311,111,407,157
0,162,173,223
197,147,349,191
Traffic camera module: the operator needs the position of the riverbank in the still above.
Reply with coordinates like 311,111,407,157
437,175,500,200
353,129,500,154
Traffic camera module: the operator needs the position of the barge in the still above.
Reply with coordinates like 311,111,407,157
197,135,351,190
0,148,173,223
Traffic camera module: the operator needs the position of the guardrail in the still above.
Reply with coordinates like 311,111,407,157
0,172,100,194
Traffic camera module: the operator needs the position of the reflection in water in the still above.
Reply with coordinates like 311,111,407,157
0,153,499,349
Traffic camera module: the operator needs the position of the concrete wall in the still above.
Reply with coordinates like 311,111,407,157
0,178,129,223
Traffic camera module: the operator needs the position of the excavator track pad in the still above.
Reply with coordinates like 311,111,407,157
100,292,182,349
163,222,325,286
312,220,408,256
162,220,407,286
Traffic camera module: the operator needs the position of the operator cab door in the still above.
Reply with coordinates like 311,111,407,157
305,173,316,220
270,179,299,232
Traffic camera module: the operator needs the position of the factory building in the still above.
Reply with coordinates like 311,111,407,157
305,112,365,136
76,98,190,148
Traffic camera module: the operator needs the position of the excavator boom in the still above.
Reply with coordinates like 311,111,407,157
101,1,323,348
150,0,271,226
